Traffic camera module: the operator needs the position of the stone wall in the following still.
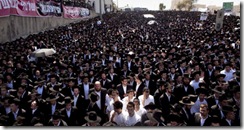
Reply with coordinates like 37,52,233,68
0,11,98,43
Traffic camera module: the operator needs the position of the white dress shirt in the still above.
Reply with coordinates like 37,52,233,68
135,83,141,93
110,110,127,126
37,86,44,95
125,113,141,126
5,107,11,114
73,95,79,106
52,104,56,115
122,96,135,111
135,107,147,117
138,95,155,107
128,61,131,70
145,80,149,88
190,80,200,91
32,108,37,114
122,86,127,94
6,81,13,89
200,117,207,126
95,91,102,109
220,69,234,81
226,119,232,126
84,84,89,99
66,109,71,118
13,109,19,120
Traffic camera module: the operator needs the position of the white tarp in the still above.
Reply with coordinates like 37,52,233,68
143,14,155,18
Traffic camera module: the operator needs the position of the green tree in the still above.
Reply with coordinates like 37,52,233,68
159,3,166,10
177,0,197,11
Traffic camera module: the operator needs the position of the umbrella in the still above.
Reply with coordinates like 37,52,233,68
30,48,56,58
128,51,134,55
147,20,158,25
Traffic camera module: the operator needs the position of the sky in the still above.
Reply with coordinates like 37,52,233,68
112,0,241,10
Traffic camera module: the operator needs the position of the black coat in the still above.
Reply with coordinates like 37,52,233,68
25,108,43,125
159,93,177,118
7,109,26,126
107,73,120,88
206,95,218,109
99,79,112,90
193,113,212,126
60,107,79,126
117,84,133,99
135,83,146,99
174,84,195,101
143,79,157,95
180,108,194,126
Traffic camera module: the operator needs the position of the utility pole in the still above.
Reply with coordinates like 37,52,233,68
99,0,103,20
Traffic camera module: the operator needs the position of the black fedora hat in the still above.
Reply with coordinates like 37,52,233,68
211,87,225,95
46,95,59,102
196,87,208,95
49,84,62,93
191,71,201,78
222,105,237,113
89,92,98,102
179,96,195,106
144,102,157,110
84,111,101,123
64,96,73,104
51,110,64,120
183,73,191,79
146,109,164,124
167,113,182,123
34,79,45,84
216,73,226,79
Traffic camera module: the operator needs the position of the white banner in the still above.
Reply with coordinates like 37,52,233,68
215,9,224,31
200,13,208,20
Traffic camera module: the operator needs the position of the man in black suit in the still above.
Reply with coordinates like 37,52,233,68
0,96,11,116
228,86,240,124
99,72,112,90
89,81,108,124
210,95,228,120
78,74,93,108
107,68,119,88
7,98,26,126
34,79,49,100
25,100,43,126
61,78,76,98
15,85,30,110
44,94,64,124
204,63,215,85
47,110,68,126
193,104,212,126
179,96,195,126
60,97,79,126
46,74,61,89
159,85,177,118
220,105,238,126
5,73,18,90
117,77,133,99
228,71,240,89
174,73,195,101
126,55,136,72
72,86,86,121
143,72,157,95
177,60,186,76
207,87,225,109
134,74,145,98
120,64,131,78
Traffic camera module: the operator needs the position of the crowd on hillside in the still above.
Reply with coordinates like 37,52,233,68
0,11,240,126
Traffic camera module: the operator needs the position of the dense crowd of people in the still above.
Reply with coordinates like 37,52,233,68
0,10,240,126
